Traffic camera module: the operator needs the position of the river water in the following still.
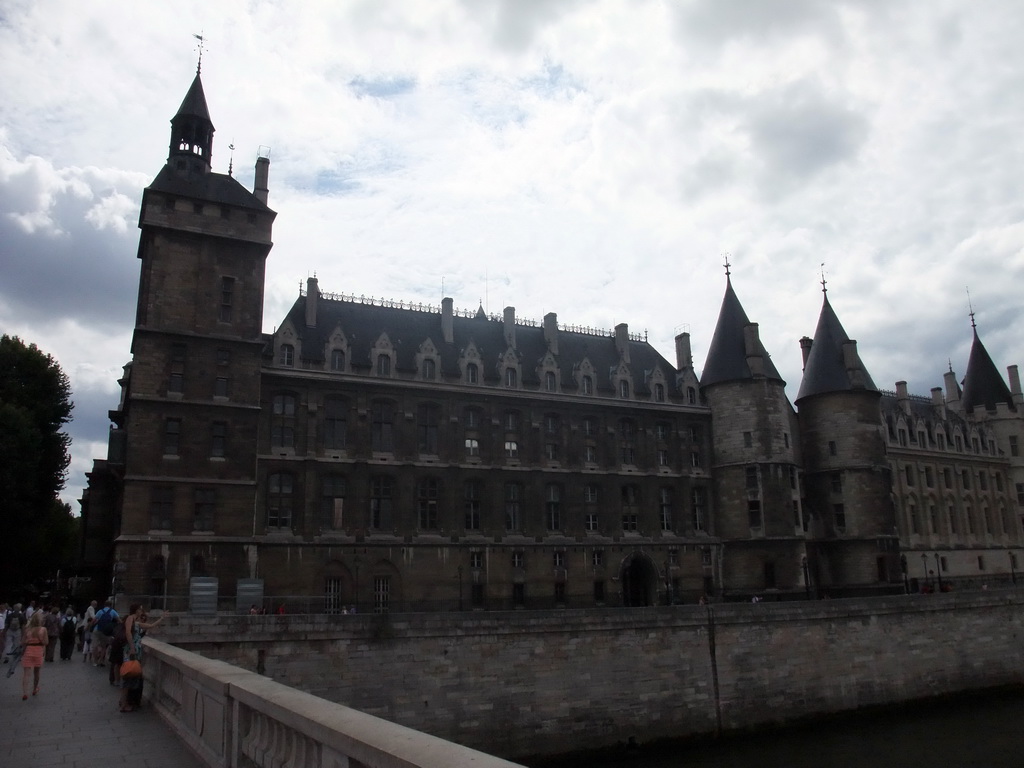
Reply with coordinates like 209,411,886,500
531,687,1024,768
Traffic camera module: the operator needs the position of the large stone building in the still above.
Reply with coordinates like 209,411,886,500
79,70,1024,611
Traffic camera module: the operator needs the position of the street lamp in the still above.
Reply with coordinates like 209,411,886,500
934,553,943,593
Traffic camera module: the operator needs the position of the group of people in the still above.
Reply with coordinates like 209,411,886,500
2,598,168,708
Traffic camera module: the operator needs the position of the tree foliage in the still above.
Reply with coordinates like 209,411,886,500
0,334,78,595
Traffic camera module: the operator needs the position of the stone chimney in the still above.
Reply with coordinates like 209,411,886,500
503,307,516,349
674,332,692,371
305,277,318,328
843,340,867,389
254,155,270,205
1009,365,1023,407
799,337,813,369
614,323,630,364
543,312,558,355
441,297,454,344
896,381,910,415
931,387,946,419
944,369,962,411
743,323,764,377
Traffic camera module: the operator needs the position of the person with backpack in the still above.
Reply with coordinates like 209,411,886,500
59,607,77,660
90,600,118,667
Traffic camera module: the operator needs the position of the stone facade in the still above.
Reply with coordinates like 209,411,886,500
153,591,1024,760
79,70,1024,610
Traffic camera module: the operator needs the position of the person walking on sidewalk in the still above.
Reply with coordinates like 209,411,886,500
59,607,77,660
20,611,46,700
42,606,60,662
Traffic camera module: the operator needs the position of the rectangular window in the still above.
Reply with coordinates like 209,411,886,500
831,472,842,494
790,467,797,489
834,503,846,531
660,488,673,531
962,470,971,490
213,376,229,398
657,449,669,467
504,440,519,459
585,512,599,532
324,399,347,450
554,582,566,604
656,422,670,441
1011,436,1019,457
584,445,597,463
1017,483,1024,506
505,483,521,531
267,473,293,529
464,408,479,428
924,467,934,488
374,576,390,614
417,404,439,454
371,401,394,452
465,438,480,457
194,488,215,531
370,476,393,529
621,513,639,532
944,468,953,490
216,348,230,366
691,451,702,467
546,484,561,530
553,551,565,568
583,417,596,436
948,505,958,534
164,418,181,456
272,394,296,449
746,466,759,491
978,555,986,571
168,372,184,394
979,472,988,491
417,478,440,529
909,504,919,534
321,475,346,530
743,431,752,448
211,421,226,458
471,583,484,607
545,442,559,461
470,551,483,570
219,276,235,323
325,578,342,614
692,487,706,532
592,550,604,567
748,500,762,529
149,487,174,530
512,551,524,569
905,466,915,486
929,505,939,534
464,480,481,530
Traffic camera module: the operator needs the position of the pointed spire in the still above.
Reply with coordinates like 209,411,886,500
167,70,215,176
961,322,1014,413
796,292,877,402
701,274,783,387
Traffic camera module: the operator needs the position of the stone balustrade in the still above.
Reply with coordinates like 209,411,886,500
142,638,525,768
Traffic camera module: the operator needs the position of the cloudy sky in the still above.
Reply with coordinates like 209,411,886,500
2,1,1023,509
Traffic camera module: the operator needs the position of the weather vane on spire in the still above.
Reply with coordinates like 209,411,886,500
722,252,732,277
228,141,235,177
820,262,828,294
193,32,206,74
966,286,976,328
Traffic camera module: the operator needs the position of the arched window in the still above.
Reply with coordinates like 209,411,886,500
279,344,294,367
330,349,345,372
687,387,697,404
619,380,630,399
581,375,593,395
545,371,557,392
505,367,518,388
422,359,436,380
466,363,479,384
377,354,391,377
654,383,665,402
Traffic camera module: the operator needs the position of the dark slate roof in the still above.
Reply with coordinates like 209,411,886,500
174,73,213,127
878,392,973,444
796,293,877,402
960,328,1014,413
278,296,680,395
147,165,271,211
700,277,783,387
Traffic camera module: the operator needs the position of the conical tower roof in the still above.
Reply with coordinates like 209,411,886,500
174,72,213,127
796,293,877,401
961,327,1014,413
700,276,783,387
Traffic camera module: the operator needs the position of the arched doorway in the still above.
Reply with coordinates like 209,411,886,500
620,553,658,606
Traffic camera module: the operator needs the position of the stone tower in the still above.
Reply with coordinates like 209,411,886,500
701,274,806,598
795,289,900,595
113,67,276,598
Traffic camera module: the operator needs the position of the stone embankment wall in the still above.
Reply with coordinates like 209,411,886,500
157,592,1024,759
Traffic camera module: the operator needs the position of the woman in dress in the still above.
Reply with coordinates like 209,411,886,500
119,603,169,712
20,611,46,699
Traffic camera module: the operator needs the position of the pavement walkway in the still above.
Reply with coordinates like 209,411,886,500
1,650,204,768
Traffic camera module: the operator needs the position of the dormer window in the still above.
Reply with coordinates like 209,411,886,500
330,349,345,372
422,359,436,380
545,371,557,392
279,344,294,367
619,380,630,399
505,368,517,388
377,354,391,377
466,363,479,384
654,383,665,402
581,375,593,395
